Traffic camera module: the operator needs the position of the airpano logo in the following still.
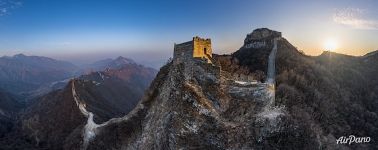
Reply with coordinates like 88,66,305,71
336,135,371,144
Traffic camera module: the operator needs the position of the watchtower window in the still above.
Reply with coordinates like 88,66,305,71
204,48,207,54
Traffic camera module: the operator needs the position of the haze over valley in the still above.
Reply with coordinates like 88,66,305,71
0,0,377,149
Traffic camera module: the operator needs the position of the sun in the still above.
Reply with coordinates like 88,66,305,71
324,38,338,51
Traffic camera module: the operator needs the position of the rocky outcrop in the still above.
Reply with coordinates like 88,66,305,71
245,28,282,41
85,55,294,149
243,28,282,49
2,28,377,150
216,29,282,82
221,28,378,149
87,28,377,150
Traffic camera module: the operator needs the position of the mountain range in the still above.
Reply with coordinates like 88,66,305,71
0,54,157,149
81,56,138,73
87,28,377,149
0,54,78,95
0,28,377,149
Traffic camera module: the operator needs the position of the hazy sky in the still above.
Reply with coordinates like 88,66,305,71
0,0,377,66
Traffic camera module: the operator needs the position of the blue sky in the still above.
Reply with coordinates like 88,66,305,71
0,0,378,67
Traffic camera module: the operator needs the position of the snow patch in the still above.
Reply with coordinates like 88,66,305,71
235,80,258,85
192,98,210,116
97,72,104,81
235,81,248,85
91,81,101,86
198,107,210,115
183,122,199,134
257,107,284,120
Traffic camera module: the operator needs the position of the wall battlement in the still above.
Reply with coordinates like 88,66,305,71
174,36,212,63
193,36,211,42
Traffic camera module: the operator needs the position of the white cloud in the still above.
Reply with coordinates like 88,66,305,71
333,8,378,30
0,0,22,16
0,8,7,16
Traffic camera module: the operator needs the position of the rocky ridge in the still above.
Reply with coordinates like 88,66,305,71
81,29,295,149
84,28,377,149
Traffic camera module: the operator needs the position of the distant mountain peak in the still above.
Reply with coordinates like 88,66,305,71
109,56,136,68
114,56,135,64
12,53,52,61
246,28,282,40
116,56,126,59
13,53,26,58
242,28,282,49
83,56,142,74
318,50,356,58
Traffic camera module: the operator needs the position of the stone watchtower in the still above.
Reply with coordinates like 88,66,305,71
173,36,212,63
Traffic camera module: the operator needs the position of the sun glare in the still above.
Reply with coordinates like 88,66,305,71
324,38,338,51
